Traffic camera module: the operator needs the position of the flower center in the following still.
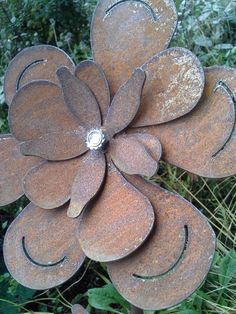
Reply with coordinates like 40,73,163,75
86,129,105,150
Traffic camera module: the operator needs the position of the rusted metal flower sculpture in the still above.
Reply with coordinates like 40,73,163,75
1,0,236,312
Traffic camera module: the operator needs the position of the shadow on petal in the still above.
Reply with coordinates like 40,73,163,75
71,304,89,314
77,162,154,262
108,175,216,311
0,134,41,206
3,203,86,290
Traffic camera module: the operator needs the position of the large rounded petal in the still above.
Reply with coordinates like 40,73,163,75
68,151,106,218
139,67,236,178
23,157,85,209
91,0,177,95
108,175,216,310
77,163,154,262
133,48,205,126
3,203,86,290
0,134,41,206
20,129,88,161
9,80,79,142
109,135,159,176
57,67,101,129
104,69,145,137
75,60,110,121
4,45,74,105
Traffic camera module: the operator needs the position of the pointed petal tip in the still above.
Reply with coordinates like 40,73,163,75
67,202,84,218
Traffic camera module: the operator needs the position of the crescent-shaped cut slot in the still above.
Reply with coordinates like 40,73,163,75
22,236,66,268
212,81,236,157
16,59,45,90
132,225,188,280
105,0,158,22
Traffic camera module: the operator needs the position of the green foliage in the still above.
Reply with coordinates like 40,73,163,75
0,0,236,313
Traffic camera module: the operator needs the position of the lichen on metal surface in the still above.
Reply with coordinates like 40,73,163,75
1,0,236,311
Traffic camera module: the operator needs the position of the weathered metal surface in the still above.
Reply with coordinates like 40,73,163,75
71,304,89,314
9,81,79,141
127,133,162,161
3,203,85,290
109,135,158,176
23,157,83,209
75,60,110,121
4,45,74,105
138,67,236,178
108,175,216,310
57,67,101,129
91,0,177,95
68,151,106,218
104,69,145,137
20,129,88,161
77,162,154,262
0,134,41,206
132,48,205,127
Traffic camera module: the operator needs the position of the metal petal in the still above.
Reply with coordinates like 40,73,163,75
3,203,86,290
4,45,74,105
20,129,88,161
75,60,110,122
91,0,177,95
68,151,106,218
71,304,89,314
104,69,145,137
109,135,158,176
0,134,42,206
77,162,154,262
127,133,162,162
57,67,101,129
9,80,79,142
132,48,205,126
108,175,216,310
140,66,236,178
23,157,85,209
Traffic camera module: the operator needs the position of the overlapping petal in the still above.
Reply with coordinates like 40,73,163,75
9,81,79,141
108,175,215,310
140,67,236,178
0,134,42,206
20,129,88,161
4,45,74,105
133,48,205,126
104,69,145,137
109,135,159,176
23,157,84,209
3,203,85,290
68,151,106,218
57,67,101,129
91,0,177,95
77,163,154,262
75,60,110,121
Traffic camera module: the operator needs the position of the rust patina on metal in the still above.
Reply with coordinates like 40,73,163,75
1,0,235,311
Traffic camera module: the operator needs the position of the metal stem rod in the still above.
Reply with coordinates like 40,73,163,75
130,305,144,314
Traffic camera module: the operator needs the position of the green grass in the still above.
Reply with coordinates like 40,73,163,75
0,0,236,313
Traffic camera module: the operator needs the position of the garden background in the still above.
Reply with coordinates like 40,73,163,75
0,0,236,313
